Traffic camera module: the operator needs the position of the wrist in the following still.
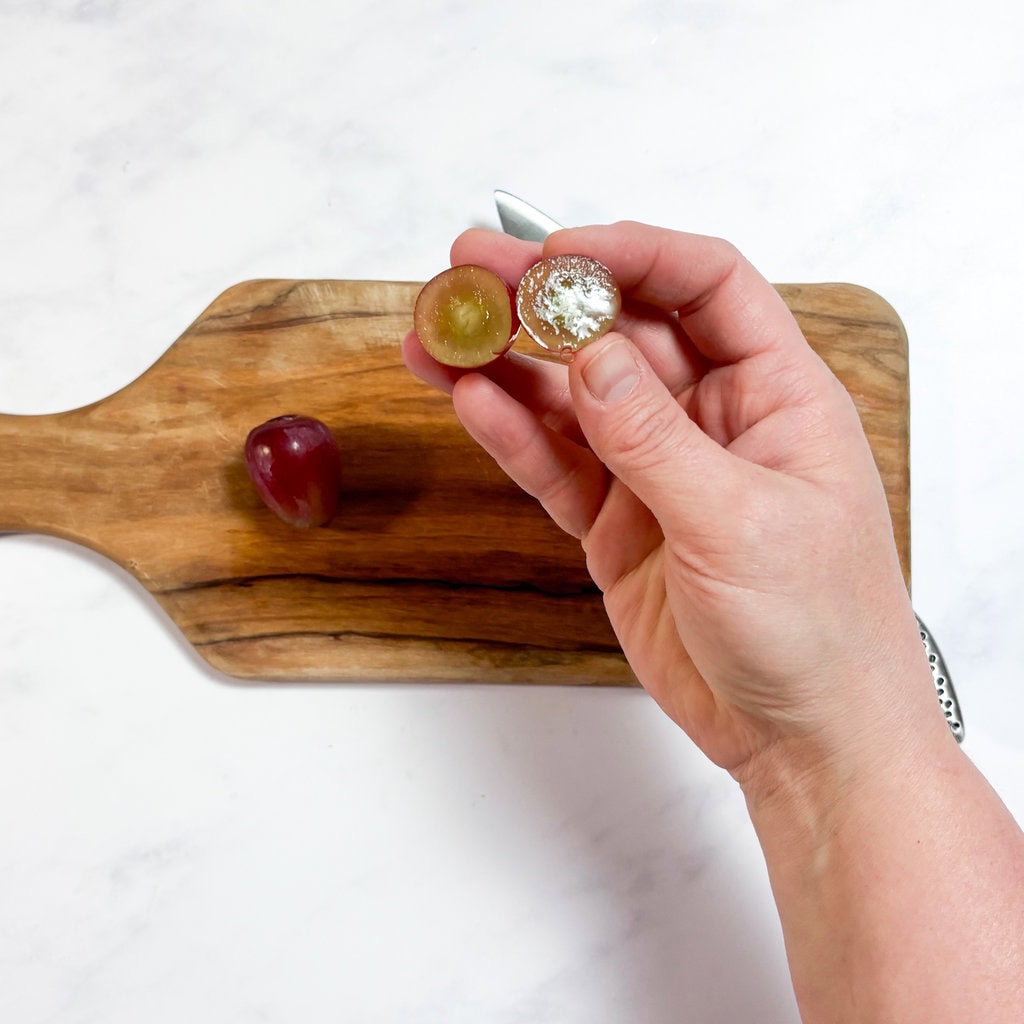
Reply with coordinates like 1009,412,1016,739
732,697,1024,1024
733,602,957,821
733,686,957,837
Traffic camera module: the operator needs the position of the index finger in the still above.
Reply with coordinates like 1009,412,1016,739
543,222,812,368
450,227,541,284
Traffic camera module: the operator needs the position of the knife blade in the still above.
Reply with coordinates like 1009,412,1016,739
493,189,965,743
494,189,563,241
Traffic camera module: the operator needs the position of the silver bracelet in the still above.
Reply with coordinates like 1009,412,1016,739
917,616,964,743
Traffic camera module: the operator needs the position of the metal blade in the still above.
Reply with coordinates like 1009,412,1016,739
494,190,563,241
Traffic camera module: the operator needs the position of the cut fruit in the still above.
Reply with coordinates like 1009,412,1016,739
516,255,621,355
244,414,342,528
413,265,518,368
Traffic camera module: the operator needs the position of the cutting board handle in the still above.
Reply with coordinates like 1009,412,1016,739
0,409,95,538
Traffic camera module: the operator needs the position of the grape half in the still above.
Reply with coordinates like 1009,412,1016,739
244,414,342,528
414,265,518,368
516,255,621,355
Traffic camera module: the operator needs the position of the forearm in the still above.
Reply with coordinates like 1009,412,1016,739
742,711,1024,1023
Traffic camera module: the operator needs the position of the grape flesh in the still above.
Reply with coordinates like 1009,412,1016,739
414,265,518,368
516,255,621,354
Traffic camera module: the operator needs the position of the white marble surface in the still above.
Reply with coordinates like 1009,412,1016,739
1,1,1022,1020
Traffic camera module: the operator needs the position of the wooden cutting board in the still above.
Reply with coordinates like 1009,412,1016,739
0,280,909,684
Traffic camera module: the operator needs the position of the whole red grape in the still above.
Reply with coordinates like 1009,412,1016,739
244,414,342,528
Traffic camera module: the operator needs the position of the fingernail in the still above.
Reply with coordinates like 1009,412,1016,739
582,337,640,404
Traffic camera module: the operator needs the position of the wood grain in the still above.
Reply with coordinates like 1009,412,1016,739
0,279,909,684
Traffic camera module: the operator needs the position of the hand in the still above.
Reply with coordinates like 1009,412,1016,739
403,222,948,780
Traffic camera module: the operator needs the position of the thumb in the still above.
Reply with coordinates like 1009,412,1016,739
569,332,740,536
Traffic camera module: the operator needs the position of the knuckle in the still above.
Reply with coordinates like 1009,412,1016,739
710,236,743,262
533,455,581,507
605,398,687,474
